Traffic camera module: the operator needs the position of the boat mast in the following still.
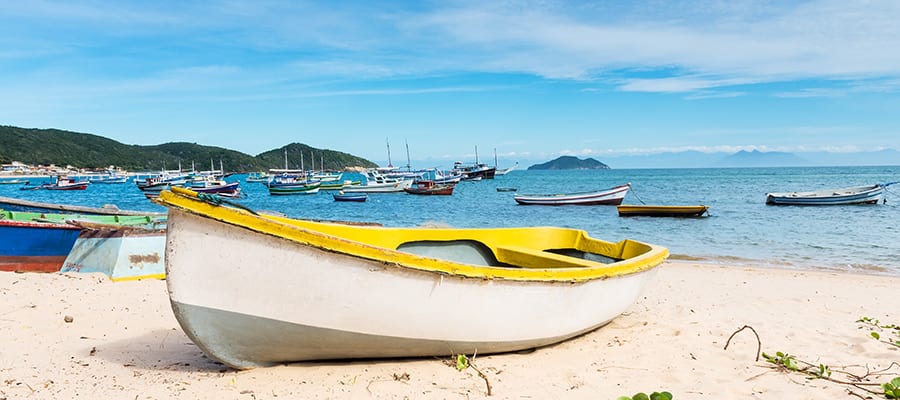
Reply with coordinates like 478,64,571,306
283,148,288,170
405,139,411,171
475,145,479,165
386,138,393,168
494,148,498,168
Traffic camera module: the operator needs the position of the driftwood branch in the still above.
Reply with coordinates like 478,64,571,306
724,325,761,361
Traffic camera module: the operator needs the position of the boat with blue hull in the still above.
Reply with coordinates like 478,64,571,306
0,218,82,272
0,210,167,273
332,192,368,202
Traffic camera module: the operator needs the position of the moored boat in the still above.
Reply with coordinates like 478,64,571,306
404,180,455,195
0,195,166,217
342,169,413,193
617,205,710,217
154,187,668,369
19,176,89,191
332,192,368,202
514,184,630,206
765,184,889,205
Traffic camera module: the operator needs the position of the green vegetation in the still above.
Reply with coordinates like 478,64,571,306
0,125,377,172
728,318,900,399
527,155,610,170
617,392,673,400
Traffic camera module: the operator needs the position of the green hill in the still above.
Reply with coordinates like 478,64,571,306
527,156,610,170
0,125,377,171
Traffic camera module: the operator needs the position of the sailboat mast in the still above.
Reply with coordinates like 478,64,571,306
405,139,411,171
475,145,479,165
494,148,498,168
284,148,288,170
386,138,393,167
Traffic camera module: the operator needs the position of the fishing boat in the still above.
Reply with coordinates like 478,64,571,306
617,205,710,217
191,177,242,198
246,172,271,183
342,169,413,193
0,179,28,185
154,187,668,369
332,192,368,202
60,223,167,281
514,184,630,206
0,195,166,217
765,184,890,205
0,210,166,273
267,174,321,195
404,180,455,195
451,146,496,180
20,176,89,191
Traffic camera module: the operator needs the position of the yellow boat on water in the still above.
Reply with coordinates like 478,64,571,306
154,187,668,369
617,204,710,217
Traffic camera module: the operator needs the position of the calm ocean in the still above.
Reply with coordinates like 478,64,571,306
5,165,899,275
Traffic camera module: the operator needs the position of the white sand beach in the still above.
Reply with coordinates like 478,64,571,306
1,261,897,399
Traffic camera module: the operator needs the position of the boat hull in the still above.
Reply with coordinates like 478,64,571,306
342,180,413,193
332,193,367,202
0,220,82,272
0,195,166,216
765,184,884,205
60,227,167,281
617,205,709,217
157,187,667,369
165,209,658,369
514,185,630,206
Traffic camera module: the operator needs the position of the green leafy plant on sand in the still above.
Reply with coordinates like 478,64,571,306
616,391,673,400
448,354,493,396
727,320,900,399
858,317,900,348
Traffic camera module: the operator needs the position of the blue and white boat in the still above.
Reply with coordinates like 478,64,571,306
765,184,888,205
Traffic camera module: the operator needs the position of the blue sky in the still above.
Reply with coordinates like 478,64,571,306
2,0,899,166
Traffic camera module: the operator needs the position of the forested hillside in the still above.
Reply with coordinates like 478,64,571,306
0,125,377,171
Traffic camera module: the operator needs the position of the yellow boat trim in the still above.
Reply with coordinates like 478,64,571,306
157,187,668,282
110,273,166,282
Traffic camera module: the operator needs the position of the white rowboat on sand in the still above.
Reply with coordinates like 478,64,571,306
155,187,668,369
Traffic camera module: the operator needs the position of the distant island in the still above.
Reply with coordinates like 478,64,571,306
527,156,610,170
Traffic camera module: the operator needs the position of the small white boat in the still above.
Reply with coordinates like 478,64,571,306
155,187,668,369
342,169,413,193
765,184,887,205
514,184,630,206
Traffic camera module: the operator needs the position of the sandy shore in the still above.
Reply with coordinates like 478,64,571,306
1,262,897,399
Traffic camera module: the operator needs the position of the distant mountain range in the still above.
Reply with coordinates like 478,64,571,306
571,149,900,169
0,125,378,172
527,156,610,170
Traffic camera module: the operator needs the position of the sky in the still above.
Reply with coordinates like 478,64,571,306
2,0,900,167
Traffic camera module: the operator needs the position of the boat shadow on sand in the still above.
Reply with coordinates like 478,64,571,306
93,329,225,372
95,328,553,372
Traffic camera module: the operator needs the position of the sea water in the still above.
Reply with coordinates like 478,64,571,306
4,165,898,275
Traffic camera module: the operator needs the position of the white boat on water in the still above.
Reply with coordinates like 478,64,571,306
342,169,413,193
514,184,631,206
765,183,890,205
154,187,668,369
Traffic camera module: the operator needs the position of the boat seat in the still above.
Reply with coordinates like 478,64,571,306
493,245,595,269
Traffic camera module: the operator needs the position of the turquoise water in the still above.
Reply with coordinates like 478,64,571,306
4,166,899,275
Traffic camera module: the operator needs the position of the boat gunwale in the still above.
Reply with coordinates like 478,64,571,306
156,189,667,282
513,184,630,201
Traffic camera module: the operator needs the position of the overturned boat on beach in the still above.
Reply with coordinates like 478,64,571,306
154,187,668,369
